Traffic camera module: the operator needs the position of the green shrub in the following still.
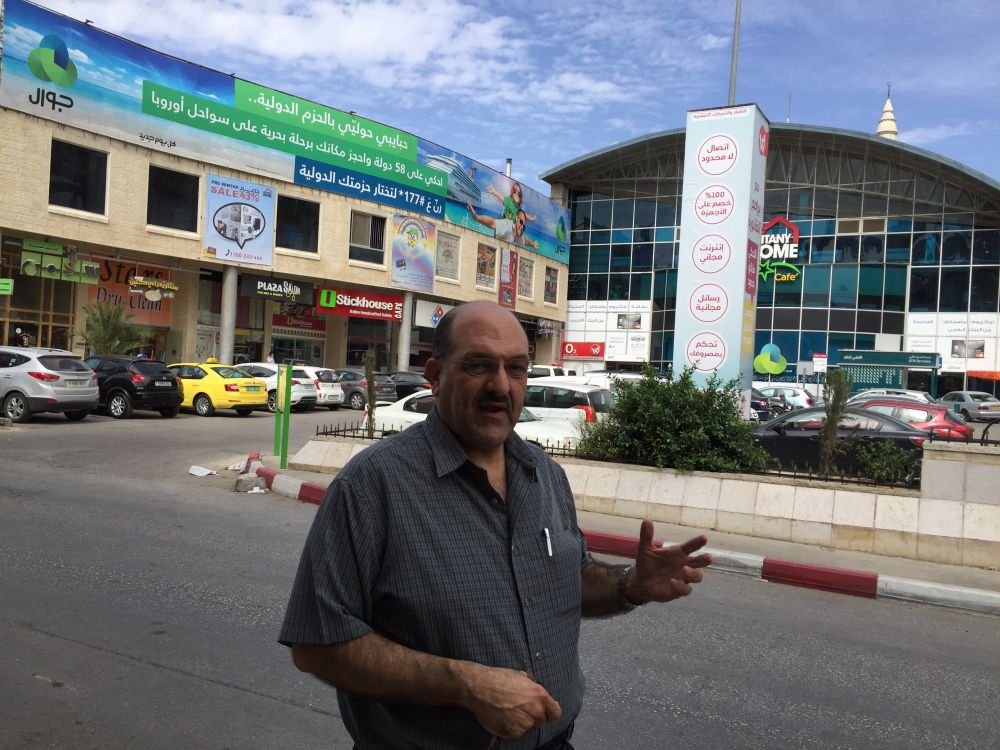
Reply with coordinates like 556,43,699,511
576,366,768,473
857,439,914,484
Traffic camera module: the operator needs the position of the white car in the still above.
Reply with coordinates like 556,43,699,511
238,362,319,412
364,391,580,448
847,388,934,405
523,377,615,426
296,365,344,410
754,384,818,410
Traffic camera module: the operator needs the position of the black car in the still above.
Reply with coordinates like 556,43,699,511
334,368,398,410
752,406,925,473
749,389,770,421
386,370,431,399
84,355,183,418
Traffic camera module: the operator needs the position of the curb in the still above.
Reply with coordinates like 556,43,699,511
245,453,1000,617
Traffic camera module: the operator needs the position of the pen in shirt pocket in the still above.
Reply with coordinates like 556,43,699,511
544,527,553,557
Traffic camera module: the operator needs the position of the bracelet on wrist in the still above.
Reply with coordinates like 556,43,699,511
618,565,642,612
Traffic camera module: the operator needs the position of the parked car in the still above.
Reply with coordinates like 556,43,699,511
296,366,344,410
527,364,574,378
365,390,580,448
847,388,934,406
335,368,398,410
755,385,817,410
238,362,319,412
853,398,974,439
752,406,925,473
0,346,99,422
523,378,615,425
84,354,183,418
937,391,1000,421
566,370,646,390
166,361,268,416
386,370,432,399
748,388,772,421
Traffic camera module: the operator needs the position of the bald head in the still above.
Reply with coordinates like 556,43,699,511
431,302,526,361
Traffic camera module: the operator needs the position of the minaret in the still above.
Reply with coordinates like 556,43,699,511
876,82,898,140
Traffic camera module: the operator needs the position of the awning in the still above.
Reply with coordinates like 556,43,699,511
967,371,1000,381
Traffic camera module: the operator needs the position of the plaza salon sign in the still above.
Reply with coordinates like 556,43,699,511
240,273,313,304
758,217,800,283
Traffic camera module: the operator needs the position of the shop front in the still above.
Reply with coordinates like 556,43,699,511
315,286,404,370
240,273,314,364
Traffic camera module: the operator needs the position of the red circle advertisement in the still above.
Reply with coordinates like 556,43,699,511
697,134,738,176
685,332,727,371
690,283,728,323
758,125,769,156
695,185,734,225
691,234,731,274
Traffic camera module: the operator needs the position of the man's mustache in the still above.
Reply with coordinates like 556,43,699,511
479,394,512,409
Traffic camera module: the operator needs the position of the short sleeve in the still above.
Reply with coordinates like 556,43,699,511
278,474,385,647
555,463,593,569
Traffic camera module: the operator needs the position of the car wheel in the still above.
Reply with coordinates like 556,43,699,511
349,392,365,410
159,406,180,418
64,410,89,421
234,407,254,416
194,394,215,417
108,391,133,419
2,392,31,423
267,390,277,413
961,408,971,421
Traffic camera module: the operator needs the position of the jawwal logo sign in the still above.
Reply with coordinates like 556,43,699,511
758,217,801,283
754,343,788,375
28,35,77,87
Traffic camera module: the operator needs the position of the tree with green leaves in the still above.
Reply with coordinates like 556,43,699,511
577,365,768,473
76,301,150,355
819,366,853,477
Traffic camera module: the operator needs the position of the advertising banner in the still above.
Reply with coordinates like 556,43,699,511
315,287,404,321
544,266,559,305
415,300,454,328
518,257,534,298
672,104,769,390
0,0,570,263
390,215,435,292
498,247,518,309
436,232,460,280
87,257,174,328
562,341,605,359
204,174,275,266
476,244,497,289
240,273,313,303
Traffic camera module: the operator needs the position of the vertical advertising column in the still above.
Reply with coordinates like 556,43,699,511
672,105,769,409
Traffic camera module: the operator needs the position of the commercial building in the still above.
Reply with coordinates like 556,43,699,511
543,99,1000,395
0,0,569,369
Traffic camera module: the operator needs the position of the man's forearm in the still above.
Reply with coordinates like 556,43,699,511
581,560,633,617
292,632,476,706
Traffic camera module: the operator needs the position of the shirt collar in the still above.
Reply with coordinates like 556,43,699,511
425,407,537,478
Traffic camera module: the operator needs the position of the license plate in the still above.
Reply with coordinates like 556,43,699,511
64,379,87,387
245,385,260,392
154,381,172,387
989,405,1000,411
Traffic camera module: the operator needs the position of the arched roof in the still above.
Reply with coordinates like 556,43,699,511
541,123,1000,213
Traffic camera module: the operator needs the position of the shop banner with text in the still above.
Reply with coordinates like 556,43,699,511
391,215,436,292
0,0,570,264
672,104,769,391
204,174,275,266
315,287,404,322
498,247,518,309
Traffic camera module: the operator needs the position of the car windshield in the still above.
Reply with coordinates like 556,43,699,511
212,366,251,378
316,370,338,383
589,390,615,412
519,408,538,423
38,355,89,372
131,361,171,375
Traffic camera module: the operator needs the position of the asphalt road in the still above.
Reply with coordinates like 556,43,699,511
1,409,998,749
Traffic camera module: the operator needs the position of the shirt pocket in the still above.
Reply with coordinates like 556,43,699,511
535,527,582,615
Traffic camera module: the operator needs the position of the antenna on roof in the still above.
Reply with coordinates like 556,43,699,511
887,81,892,98
786,90,791,123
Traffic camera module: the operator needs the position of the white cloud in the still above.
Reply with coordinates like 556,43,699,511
898,122,978,146
698,33,729,51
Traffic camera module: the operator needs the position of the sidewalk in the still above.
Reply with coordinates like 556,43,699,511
243,451,1000,616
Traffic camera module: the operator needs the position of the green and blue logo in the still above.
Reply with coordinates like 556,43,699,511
754,343,787,375
28,35,78,88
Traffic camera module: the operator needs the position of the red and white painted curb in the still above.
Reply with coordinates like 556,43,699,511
244,453,1000,617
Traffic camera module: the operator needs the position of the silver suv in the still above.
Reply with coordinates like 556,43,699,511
0,346,99,422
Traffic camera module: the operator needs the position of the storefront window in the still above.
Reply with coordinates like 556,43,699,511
938,267,970,312
590,200,612,230
884,266,907,311
973,230,1000,264
970,268,999,312
630,273,651,301
774,270,803,307
909,267,939,312
610,244,631,272
802,265,830,307
147,166,199,231
941,231,972,264
611,200,634,228
831,266,858,308
587,274,608,301
588,245,610,273
276,196,320,252
807,235,835,264
858,266,883,309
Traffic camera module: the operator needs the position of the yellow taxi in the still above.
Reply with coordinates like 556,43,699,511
166,359,268,416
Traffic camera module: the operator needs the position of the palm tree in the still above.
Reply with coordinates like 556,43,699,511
77,301,150,355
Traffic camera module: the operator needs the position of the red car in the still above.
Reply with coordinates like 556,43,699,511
854,398,974,439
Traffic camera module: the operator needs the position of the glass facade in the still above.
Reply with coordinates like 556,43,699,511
557,127,1000,395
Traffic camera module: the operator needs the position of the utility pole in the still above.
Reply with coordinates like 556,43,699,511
727,0,742,105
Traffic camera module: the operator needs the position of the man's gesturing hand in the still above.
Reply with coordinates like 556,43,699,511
628,520,712,604
462,664,561,740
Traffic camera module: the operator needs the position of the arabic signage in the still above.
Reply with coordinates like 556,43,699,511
0,0,570,264
840,365,904,391
20,239,100,283
499,247,519,309
830,350,940,368
758,217,801,283
0,279,13,295
563,299,652,362
315,287,404,322
87,257,174,327
240,273,313,303
391,215,435,293
203,174,275,266
673,104,769,389
562,341,605,359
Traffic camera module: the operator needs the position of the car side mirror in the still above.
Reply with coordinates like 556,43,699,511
773,422,785,434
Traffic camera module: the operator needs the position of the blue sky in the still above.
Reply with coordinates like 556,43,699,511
35,0,1000,194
